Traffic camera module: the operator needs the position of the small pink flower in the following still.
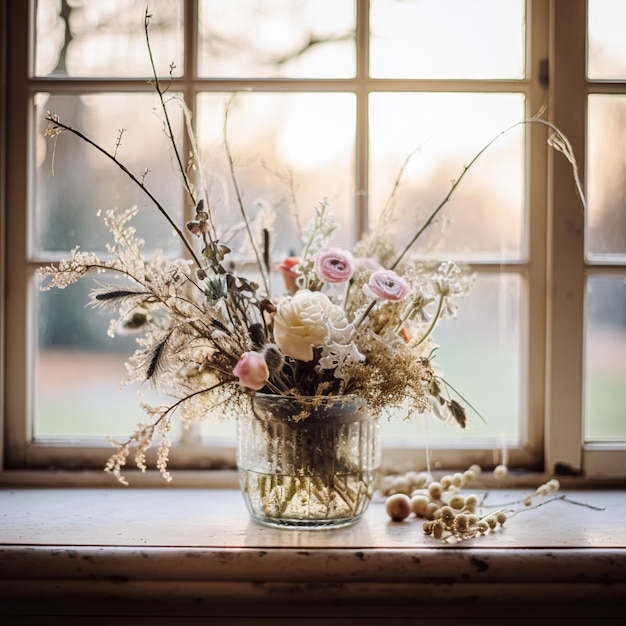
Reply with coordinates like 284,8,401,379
314,248,355,283
232,351,269,390
363,269,410,301
277,257,301,294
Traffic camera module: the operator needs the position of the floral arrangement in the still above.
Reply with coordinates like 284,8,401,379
40,119,470,484
39,14,584,512
39,16,480,488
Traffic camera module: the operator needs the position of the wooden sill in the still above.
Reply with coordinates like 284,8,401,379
0,487,625,621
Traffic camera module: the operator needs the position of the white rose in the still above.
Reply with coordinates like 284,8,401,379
273,290,347,362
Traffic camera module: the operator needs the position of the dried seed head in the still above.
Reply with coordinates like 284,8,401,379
464,494,479,512
415,472,433,487
469,464,482,476
547,478,560,492
404,470,424,490
428,482,443,501
263,344,284,372
424,502,440,520
463,469,477,483
432,520,445,539
385,493,412,521
493,464,508,480
391,475,411,495
440,506,456,526
410,494,430,516
448,494,466,510
496,511,507,525
451,472,465,488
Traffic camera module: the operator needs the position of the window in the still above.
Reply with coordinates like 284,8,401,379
2,0,625,482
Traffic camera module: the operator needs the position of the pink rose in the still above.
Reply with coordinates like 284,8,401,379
233,351,269,390
363,269,410,301
314,248,355,283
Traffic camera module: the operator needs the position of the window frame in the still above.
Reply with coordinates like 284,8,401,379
552,0,626,480
1,0,624,484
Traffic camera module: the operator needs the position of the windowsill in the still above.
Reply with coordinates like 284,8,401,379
1,487,625,620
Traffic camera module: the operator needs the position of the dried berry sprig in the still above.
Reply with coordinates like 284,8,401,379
379,463,602,543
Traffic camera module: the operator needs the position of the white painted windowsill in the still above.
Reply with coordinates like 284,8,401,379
1,487,625,622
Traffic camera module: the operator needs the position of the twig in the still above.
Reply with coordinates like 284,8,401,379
390,115,586,270
45,116,204,270
223,95,270,295
144,9,197,207
390,123,518,270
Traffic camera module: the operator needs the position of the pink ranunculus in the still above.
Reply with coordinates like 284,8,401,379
314,248,355,284
232,351,269,390
363,269,410,302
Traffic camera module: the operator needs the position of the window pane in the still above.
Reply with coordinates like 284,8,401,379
198,0,355,78
585,275,626,442
370,0,525,79
196,92,356,253
35,0,183,78
369,93,525,261
35,279,177,439
587,95,626,261
381,273,523,445
587,0,626,79
34,92,184,256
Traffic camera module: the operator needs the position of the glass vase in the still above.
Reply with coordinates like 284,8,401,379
237,393,380,529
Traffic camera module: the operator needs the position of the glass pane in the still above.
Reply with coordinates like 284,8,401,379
381,273,523,445
196,92,356,254
34,92,184,256
584,275,626,442
587,95,626,260
370,0,525,79
35,0,183,78
198,0,355,78
588,0,626,79
369,93,525,262
35,279,177,439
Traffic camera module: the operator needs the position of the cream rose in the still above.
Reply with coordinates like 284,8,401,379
273,290,346,362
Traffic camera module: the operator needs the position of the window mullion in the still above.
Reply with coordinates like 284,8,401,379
355,0,369,239
545,0,587,475
524,0,550,465
178,0,202,448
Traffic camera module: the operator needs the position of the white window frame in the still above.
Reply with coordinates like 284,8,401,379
1,0,624,485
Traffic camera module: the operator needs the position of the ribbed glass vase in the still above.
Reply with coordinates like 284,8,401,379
237,393,380,529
